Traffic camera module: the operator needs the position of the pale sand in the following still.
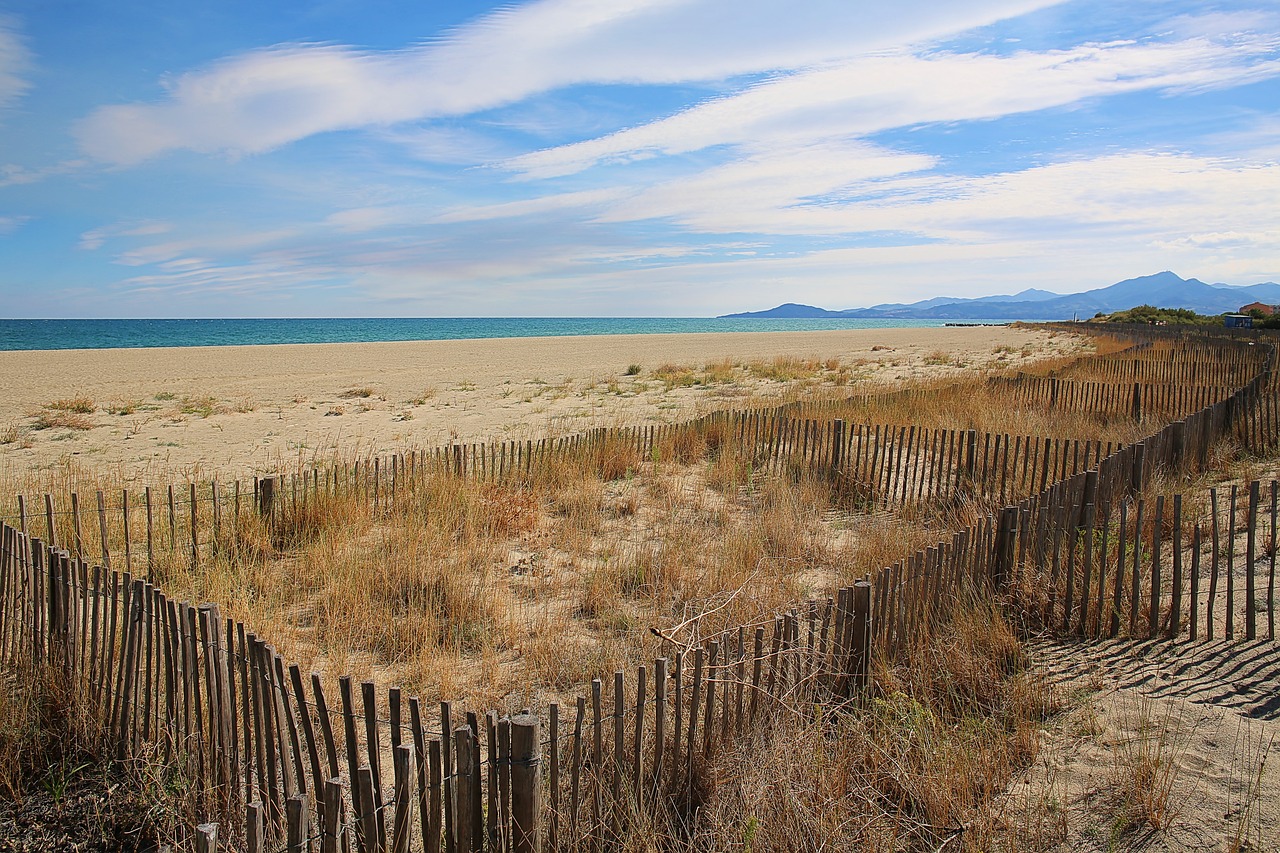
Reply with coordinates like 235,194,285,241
0,325,1079,479
1022,639,1280,849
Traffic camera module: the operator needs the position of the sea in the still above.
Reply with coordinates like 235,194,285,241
0,317,1006,352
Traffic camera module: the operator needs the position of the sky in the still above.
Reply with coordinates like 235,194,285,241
0,1,1278,318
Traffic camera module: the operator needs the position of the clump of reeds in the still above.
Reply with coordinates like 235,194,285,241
684,591,1055,851
0,656,193,847
1106,698,1187,834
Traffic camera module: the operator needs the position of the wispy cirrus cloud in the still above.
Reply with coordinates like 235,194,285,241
508,32,1280,180
74,0,1059,165
0,214,30,235
592,146,1280,242
78,221,173,251
0,159,90,188
433,188,627,224
0,17,32,115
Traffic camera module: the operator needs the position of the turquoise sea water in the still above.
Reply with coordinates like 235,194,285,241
0,318,1004,352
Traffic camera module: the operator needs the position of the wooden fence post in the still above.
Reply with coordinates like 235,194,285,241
287,795,308,853
322,780,343,853
850,580,871,694
453,726,476,853
96,490,111,569
1247,480,1259,640
1170,421,1186,471
247,802,265,853
1128,442,1145,496
1076,470,1098,529
195,823,218,853
992,507,1018,590
830,419,845,476
71,492,83,560
965,430,977,482
44,493,56,549
258,477,276,521
511,714,541,853
392,743,414,853
357,765,379,853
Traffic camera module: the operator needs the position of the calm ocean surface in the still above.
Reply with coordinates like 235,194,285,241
0,318,1002,352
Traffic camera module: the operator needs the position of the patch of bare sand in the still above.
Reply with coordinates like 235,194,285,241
0,325,1078,480
1002,639,1280,852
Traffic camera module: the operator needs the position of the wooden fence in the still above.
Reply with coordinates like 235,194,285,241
4,334,1271,575
0,520,883,853
1,325,1278,852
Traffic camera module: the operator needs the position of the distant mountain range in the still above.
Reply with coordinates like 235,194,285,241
719,272,1280,321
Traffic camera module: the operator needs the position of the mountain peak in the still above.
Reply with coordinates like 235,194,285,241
717,302,842,319
718,271,1280,321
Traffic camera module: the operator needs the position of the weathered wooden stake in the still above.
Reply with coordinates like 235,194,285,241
511,714,542,853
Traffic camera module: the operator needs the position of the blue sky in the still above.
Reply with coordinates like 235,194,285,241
1,0,1278,318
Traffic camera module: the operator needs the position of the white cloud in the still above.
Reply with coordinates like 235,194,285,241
508,33,1280,178
1154,230,1280,251
314,187,627,235
0,214,30,235
600,150,1280,245
377,126,515,166
1160,9,1280,41
120,257,341,299
595,140,936,231
433,188,626,224
111,226,304,266
0,159,90,188
78,221,173,251
74,0,1059,165
0,17,32,114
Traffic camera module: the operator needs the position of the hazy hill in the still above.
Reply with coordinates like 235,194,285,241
720,272,1280,320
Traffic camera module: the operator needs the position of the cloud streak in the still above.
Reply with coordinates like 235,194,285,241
74,0,1059,164
508,32,1280,179
0,215,30,235
0,17,31,115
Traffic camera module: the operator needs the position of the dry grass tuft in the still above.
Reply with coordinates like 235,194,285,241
744,355,822,382
179,394,221,418
653,362,702,389
690,593,1054,850
0,659,194,848
31,410,94,431
339,387,376,399
701,357,738,384
1107,698,1186,833
0,424,25,445
45,396,95,414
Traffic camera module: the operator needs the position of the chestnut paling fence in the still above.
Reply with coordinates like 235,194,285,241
1,326,1279,852
4,337,1268,570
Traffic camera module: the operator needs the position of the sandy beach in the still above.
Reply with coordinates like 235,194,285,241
0,325,1079,479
